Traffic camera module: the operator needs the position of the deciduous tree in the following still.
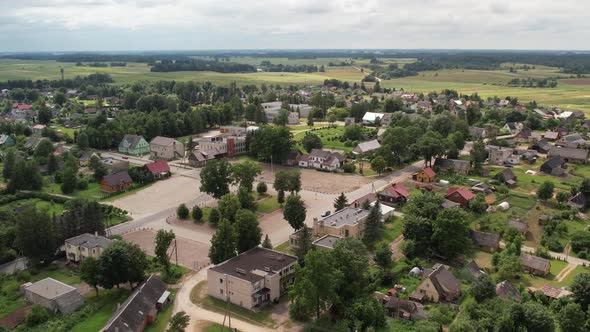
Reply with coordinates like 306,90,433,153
199,159,233,199
284,194,306,230
208,219,237,264
234,209,262,253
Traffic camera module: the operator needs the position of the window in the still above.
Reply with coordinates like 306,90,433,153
220,289,224,295
220,278,223,284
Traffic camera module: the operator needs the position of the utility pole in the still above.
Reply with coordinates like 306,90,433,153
221,274,232,331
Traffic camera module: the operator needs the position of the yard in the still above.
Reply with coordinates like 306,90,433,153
256,195,282,214
144,291,176,332
293,126,355,152
70,289,131,332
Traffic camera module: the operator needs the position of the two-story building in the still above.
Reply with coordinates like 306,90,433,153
118,134,149,156
207,247,297,311
149,136,184,160
313,207,371,239
64,233,114,262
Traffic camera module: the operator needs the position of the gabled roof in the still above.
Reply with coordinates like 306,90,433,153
494,168,517,183
65,233,114,249
496,280,521,301
422,166,436,178
150,136,181,147
119,134,146,149
102,275,167,332
508,220,528,233
548,147,588,160
380,183,410,199
144,160,170,174
102,172,133,187
426,264,461,297
434,158,470,173
541,156,565,171
354,140,381,154
568,192,586,208
470,230,500,248
520,253,550,272
446,187,475,201
466,260,484,279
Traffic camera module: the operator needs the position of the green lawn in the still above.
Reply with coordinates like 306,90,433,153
256,195,281,214
549,259,568,277
201,296,277,328
145,291,176,332
274,240,295,256
0,198,65,216
204,322,237,332
293,126,355,152
70,289,131,332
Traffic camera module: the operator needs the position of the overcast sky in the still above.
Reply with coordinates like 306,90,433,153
1,0,588,52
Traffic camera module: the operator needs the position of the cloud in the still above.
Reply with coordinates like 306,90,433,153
0,0,588,51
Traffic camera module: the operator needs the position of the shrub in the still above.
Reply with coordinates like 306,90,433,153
26,304,50,326
16,270,31,282
535,247,551,259
343,163,356,173
191,206,203,222
256,182,268,195
209,208,220,225
176,203,189,219
77,179,88,190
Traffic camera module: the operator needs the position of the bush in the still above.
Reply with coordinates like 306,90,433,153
176,203,189,219
256,182,268,195
26,304,50,326
572,231,590,253
535,247,551,259
209,208,220,225
16,270,31,282
342,163,356,173
191,206,203,222
77,179,88,190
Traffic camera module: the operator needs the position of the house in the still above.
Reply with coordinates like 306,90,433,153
143,160,171,179
538,285,572,300
188,150,216,167
285,149,303,167
100,172,133,193
313,207,371,239
487,146,513,166
441,199,461,209
207,247,297,311
520,253,550,276
514,128,541,144
362,112,386,126
532,139,553,154
466,261,485,280
22,278,84,315
0,134,15,147
434,158,470,175
31,124,46,136
568,192,587,210
100,157,130,174
547,147,588,163
540,157,566,176
351,193,377,209
312,234,341,250
65,233,114,262
287,112,299,125
378,183,410,206
353,140,381,155
289,226,313,250
508,219,528,235
470,230,500,252
79,151,98,167
496,281,521,301
445,187,475,207
410,264,461,303
502,122,524,134
149,136,184,160
102,275,170,332
544,131,561,141
558,133,587,148
24,137,43,150
471,182,492,194
118,134,149,156
385,297,427,320
494,168,517,187
307,149,345,171
413,167,436,183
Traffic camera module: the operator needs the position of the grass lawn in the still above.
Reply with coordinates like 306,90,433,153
378,217,403,247
549,259,568,277
145,291,177,332
70,289,131,332
274,240,295,256
201,296,277,328
293,126,355,152
560,265,590,286
54,125,80,137
44,180,153,202
473,251,493,269
256,195,281,214
204,322,237,332
522,259,571,288
0,198,65,216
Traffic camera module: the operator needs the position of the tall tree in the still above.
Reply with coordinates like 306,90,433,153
370,156,386,175
294,226,313,262
432,208,471,258
237,186,257,211
98,241,148,289
284,194,306,230
333,193,348,211
7,160,43,193
199,159,233,199
167,311,190,332
301,132,323,153
470,274,496,302
289,250,343,320
571,273,590,311
208,219,237,264
537,181,555,201
363,201,383,246
232,160,262,192
234,209,262,253
332,238,370,305
218,193,241,223
155,230,176,272
412,130,445,166
558,303,585,332
2,149,15,180
61,165,78,194
14,208,57,266
80,257,101,296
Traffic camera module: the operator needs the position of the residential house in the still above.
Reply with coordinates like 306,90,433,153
538,285,572,300
520,253,550,276
378,183,410,206
351,193,377,209
557,133,587,148
188,150,217,167
385,297,427,320
543,131,562,141
24,137,43,151
149,136,184,160
413,167,436,183
306,149,345,172
532,139,553,154
470,230,500,252
502,122,524,134
285,150,303,167
568,192,587,210
0,134,15,147
488,146,514,165
362,112,385,126
445,187,476,208
353,140,381,155
313,207,371,239
547,147,588,163
496,281,521,301
143,160,171,180
514,128,541,144
102,275,170,332
65,233,114,262
207,247,297,311
100,157,130,174
494,168,517,187
540,157,566,176
534,109,555,120
471,182,492,194
22,278,84,315
410,264,461,303
31,124,46,136
312,234,341,250
441,199,461,210
508,220,528,235
78,151,98,167
434,158,470,175
287,104,313,118
118,134,149,156
466,261,485,280
220,126,247,136
100,172,133,193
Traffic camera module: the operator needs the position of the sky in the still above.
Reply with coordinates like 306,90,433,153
1,0,589,52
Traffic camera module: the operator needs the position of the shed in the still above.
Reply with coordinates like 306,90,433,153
23,278,84,315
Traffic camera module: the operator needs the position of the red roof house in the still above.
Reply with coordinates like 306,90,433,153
12,103,32,111
445,187,475,208
143,160,171,179
378,183,410,205
413,167,436,183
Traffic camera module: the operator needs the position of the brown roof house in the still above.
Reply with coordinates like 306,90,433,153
353,139,381,155
445,187,476,208
385,297,427,320
100,172,133,193
547,147,588,163
434,158,470,175
568,192,587,210
493,168,517,187
465,260,485,280
22,278,84,315
496,280,521,301
102,275,170,332
470,230,500,252
508,220,528,235
520,253,551,276
410,264,461,303
378,183,410,206
540,157,566,176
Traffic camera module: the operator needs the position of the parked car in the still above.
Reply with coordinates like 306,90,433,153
321,211,331,217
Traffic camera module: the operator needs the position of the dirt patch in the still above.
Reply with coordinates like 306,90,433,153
256,163,370,194
123,229,210,270
562,79,590,86
0,305,30,329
